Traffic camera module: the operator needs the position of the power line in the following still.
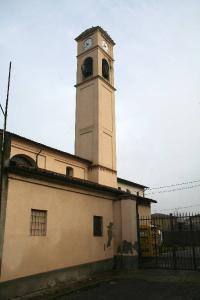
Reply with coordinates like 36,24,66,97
152,203,200,213
146,179,200,191
145,183,200,196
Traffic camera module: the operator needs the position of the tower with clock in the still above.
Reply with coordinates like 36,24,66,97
75,26,117,187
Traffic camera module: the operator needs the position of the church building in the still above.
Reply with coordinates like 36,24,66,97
0,26,156,299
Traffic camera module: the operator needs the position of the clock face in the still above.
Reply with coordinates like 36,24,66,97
102,40,109,53
83,38,92,50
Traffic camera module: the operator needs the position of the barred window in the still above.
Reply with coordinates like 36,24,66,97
30,209,47,236
93,216,103,236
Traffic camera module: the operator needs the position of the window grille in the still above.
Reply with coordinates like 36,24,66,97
93,216,103,236
30,209,47,236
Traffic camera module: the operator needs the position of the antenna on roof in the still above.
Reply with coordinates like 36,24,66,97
0,61,12,216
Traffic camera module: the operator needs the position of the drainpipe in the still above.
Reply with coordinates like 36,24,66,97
36,149,43,167
0,62,12,218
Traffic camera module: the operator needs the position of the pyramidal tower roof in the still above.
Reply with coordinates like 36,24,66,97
75,26,115,45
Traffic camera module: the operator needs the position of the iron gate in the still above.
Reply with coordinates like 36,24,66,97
138,213,200,270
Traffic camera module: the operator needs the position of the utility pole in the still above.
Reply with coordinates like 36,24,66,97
0,62,12,217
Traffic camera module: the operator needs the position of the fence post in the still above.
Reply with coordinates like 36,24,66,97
170,213,177,270
136,201,141,268
189,216,197,270
152,217,158,267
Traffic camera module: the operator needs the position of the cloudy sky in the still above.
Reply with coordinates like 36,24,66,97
0,0,200,213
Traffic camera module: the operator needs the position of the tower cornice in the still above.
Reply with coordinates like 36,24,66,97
75,26,115,45
88,164,117,174
74,75,117,91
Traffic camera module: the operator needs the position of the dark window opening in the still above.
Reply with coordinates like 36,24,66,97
81,57,93,78
102,59,109,80
30,209,47,236
93,216,103,236
10,154,36,168
66,166,74,177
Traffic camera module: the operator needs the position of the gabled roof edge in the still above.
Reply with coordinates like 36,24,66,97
0,130,92,165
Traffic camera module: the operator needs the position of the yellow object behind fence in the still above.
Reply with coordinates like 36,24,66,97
140,225,161,257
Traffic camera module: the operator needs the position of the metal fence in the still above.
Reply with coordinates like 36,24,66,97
138,213,200,270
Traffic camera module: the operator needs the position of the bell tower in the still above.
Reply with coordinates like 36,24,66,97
75,26,117,188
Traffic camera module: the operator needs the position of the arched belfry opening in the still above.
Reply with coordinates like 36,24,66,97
81,57,93,78
10,154,36,168
102,59,109,80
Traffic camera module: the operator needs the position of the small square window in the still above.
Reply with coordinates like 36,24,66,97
66,166,74,177
93,216,103,236
30,209,47,236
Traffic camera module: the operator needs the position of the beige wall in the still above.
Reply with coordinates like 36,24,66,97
75,80,99,163
121,199,138,255
117,183,151,217
10,138,89,180
1,175,114,281
113,201,122,254
117,182,144,197
138,204,151,218
99,81,116,171
88,166,117,188
113,199,138,257
97,169,117,188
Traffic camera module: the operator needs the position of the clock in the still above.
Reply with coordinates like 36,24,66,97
83,38,92,50
102,40,109,53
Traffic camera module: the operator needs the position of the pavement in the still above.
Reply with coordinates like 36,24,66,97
16,269,200,300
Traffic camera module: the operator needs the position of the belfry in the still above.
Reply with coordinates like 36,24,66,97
75,27,117,187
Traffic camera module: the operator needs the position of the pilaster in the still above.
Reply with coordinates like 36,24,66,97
114,197,138,269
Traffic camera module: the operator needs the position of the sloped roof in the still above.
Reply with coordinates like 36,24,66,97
75,26,115,45
7,164,131,197
1,130,92,165
151,213,170,218
1,130,151,193
7,164,156,203
117,177,148,189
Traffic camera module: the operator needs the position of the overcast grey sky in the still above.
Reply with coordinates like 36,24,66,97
0,0,200,213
